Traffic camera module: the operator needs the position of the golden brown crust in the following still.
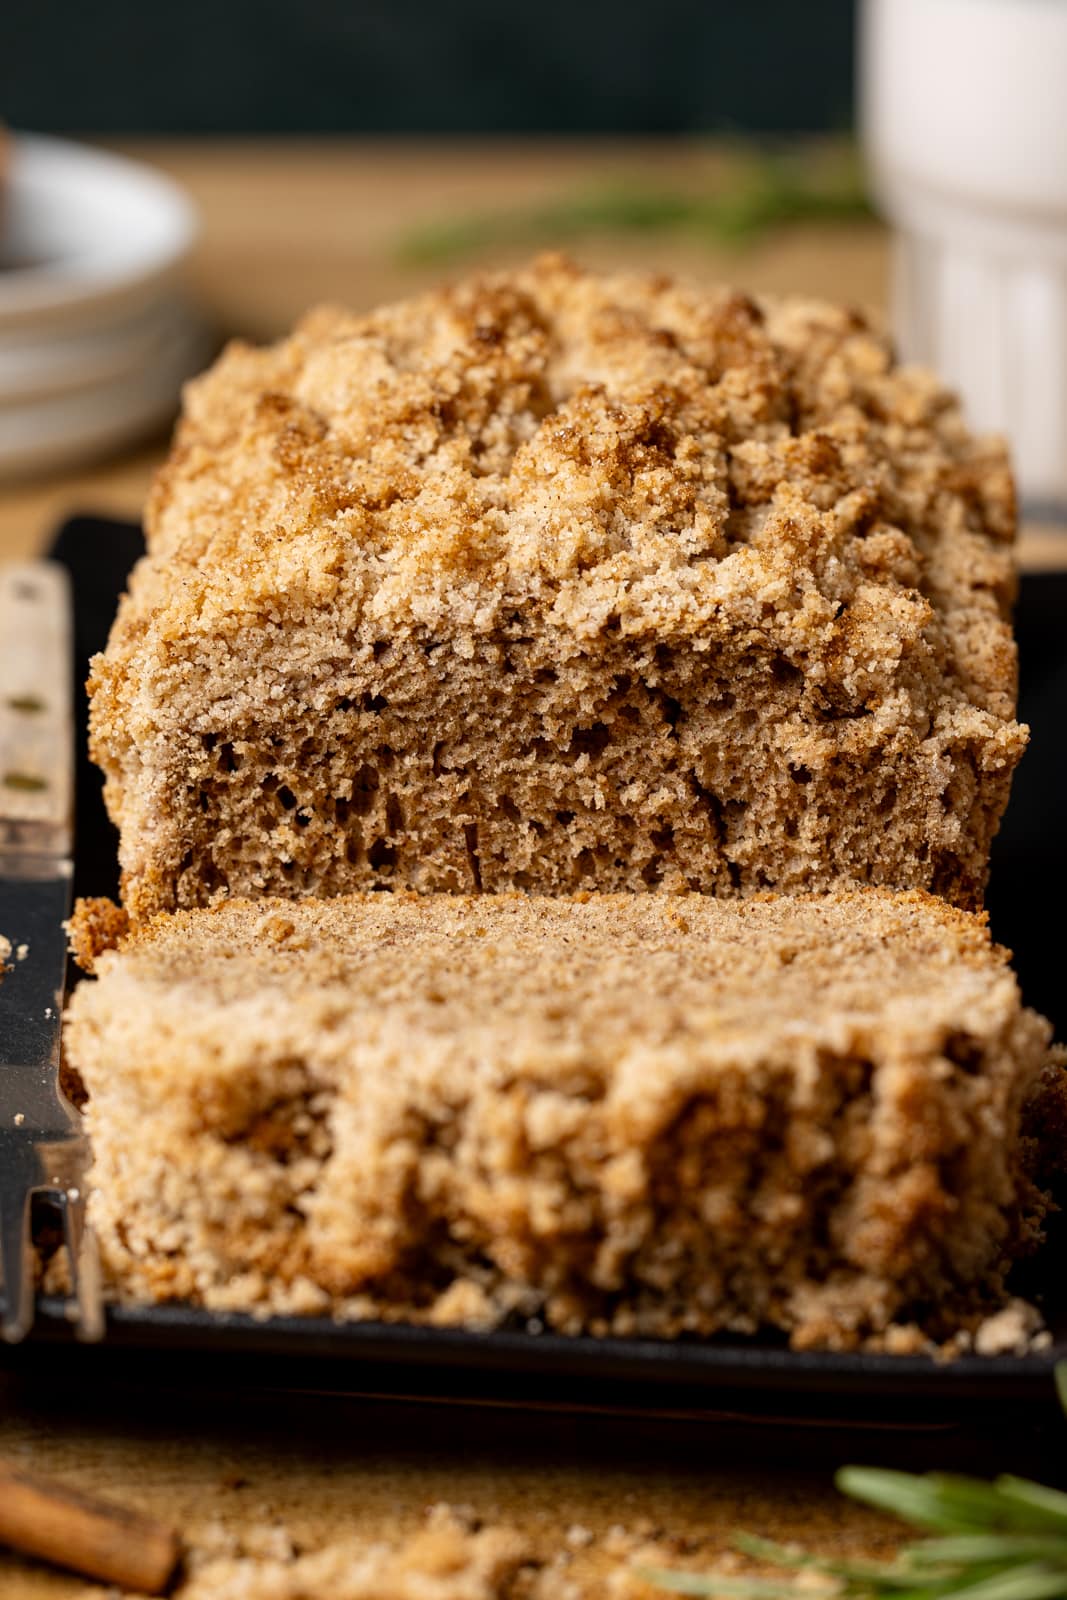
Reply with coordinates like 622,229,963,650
88,257,1026,924
65,888,1059,1350
67,896,130,974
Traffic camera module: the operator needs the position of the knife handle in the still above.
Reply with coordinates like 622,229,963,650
0,562,73,857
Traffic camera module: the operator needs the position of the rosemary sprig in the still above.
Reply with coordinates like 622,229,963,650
637,1364,1067,1600
395,146,871,265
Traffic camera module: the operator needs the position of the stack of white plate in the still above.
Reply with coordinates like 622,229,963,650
0,134,208,480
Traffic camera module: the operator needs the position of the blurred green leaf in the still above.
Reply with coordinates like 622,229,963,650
395,144,872,264
638,1364,1067,1600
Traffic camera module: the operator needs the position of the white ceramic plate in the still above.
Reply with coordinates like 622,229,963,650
0,134,198,332
0,311,210,479
0,134,205,477
0,296,200,405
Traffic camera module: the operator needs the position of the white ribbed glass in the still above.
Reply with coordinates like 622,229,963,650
860,0,1067,512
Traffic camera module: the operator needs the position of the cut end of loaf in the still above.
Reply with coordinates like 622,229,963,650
64,889,1062,1352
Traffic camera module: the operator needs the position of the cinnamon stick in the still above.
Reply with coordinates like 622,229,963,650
0,1458,179,1592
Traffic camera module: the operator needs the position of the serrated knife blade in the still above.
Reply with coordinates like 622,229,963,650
0,560,101,1342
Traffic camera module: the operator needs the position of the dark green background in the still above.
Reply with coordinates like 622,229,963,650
4,1,855,134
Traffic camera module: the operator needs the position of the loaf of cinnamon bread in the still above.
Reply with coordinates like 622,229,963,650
88,257,1025,922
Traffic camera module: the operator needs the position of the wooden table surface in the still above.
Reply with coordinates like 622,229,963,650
0,139,1061,1597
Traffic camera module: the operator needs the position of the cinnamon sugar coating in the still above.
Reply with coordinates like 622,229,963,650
89,257,1025,921
64,889,1059,1350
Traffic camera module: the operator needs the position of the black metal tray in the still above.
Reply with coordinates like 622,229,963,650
6,517,1066,1421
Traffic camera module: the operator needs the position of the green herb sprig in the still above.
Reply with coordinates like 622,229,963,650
637,1366,1067,1600
396,146,871,266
